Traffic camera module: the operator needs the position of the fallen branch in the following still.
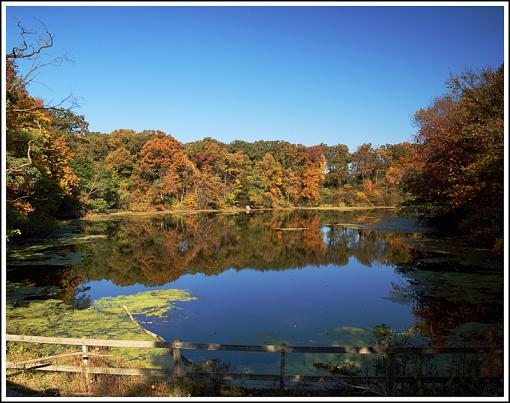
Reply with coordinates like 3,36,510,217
122,305,165,342
122,304,193,366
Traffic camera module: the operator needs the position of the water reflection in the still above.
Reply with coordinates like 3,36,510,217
6,209,503,349
6,265,89,307
78,210,415,286
392,255,503,345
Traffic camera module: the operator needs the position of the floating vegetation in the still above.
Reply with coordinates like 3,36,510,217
7,250,84,267
6,283,197,367
6,282,61,306
92,289,197,318
7,234,107,267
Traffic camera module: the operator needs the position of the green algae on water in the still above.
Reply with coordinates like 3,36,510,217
6,282,61,306
6,284,197,368
92,289,197,318
6,285,196,336
7,234,108,267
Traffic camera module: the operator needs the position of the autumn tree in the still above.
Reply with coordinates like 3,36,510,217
6,23,80,238
404,66,504,244
323,144,351,188
247,153,284,207
300,163,324,205
378,143,413,188
135,135,198,207
351,143,377,183
193,169,227,209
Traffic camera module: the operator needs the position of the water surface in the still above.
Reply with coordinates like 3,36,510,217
7,209,503,373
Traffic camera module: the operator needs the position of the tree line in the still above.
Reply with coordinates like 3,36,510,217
5,28,503,245
7,49,414,237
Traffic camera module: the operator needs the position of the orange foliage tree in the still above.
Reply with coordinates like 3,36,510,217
6,38,80,238
404,66,503,243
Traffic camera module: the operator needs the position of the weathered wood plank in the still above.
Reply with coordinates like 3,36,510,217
171,342,388,354
6,334,168,349
387,351,395,396
6,352,83,367
82,344,90,390
6,334,502,354
4,336,386,353
4,365,503,385
172,340,184,377
6,365,174,377
6,351,113,368
279,347,286,392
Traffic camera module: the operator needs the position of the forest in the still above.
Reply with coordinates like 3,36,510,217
5,36,504,246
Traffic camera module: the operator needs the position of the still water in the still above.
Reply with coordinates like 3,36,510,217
6,209,503,373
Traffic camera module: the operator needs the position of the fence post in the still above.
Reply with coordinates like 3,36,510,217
173,339,184,378
81,343,90,391
280,344,286,394
386,350,395,396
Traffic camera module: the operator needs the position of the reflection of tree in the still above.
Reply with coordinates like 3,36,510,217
392,257,503,346
7,266,88,307
348,230,413,267
412,296,497,345
76,210,414,286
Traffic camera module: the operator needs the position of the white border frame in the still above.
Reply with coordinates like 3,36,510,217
1,1,508,402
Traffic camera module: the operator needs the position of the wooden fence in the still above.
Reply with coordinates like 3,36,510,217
6,334,503,395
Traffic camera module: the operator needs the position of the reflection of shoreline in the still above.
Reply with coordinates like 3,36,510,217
81,206,398,221
73,211,416,287
7,210,503,347
392,264,504,345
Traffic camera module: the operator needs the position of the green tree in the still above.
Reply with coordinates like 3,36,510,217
247,153,284,207
323,144,351,188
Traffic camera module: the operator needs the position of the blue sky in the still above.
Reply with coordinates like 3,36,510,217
6,5,504,151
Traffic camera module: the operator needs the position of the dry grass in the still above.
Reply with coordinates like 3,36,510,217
5,343,189,397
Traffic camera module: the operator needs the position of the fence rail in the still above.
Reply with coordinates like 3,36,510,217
6,334,503,395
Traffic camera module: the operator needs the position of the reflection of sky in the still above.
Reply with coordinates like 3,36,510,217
320,225,330,244
86,257,415,347
9,210,503,375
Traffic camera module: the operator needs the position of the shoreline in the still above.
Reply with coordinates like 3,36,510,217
81,205,398,220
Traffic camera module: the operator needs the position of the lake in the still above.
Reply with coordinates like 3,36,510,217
6,208,503,376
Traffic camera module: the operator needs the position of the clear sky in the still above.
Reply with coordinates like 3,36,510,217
5,5,504,151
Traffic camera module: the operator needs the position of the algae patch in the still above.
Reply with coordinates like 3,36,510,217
92,289,197,318
7,234,107,267
6,284,196,368
6,284,196,335
7,282,61,306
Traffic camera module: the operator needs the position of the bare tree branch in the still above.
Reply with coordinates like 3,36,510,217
20,54,70,86
7,21,78,115
10,94,79,113
7,54,70,94
6,140,35,174
7,20,54,60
